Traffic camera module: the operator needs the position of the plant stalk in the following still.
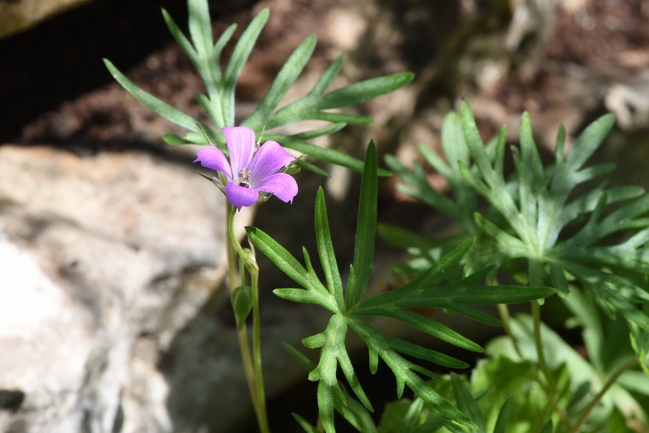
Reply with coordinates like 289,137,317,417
496,303,524,359
251,269,270,433
569,357,639,433
227,204,271,433
532,300,556,392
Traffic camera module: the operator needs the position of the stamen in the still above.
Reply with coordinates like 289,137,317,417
238,168,252,187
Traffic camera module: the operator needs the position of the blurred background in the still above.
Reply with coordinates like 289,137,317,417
1,0,648,432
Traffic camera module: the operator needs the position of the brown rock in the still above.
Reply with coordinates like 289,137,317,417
0,0,93,40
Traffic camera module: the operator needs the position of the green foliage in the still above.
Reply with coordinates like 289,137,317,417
377,369,515,433
104,0,412,175
231,285,252,327
384,102,649,432
248,143,554,432
389,101,649,330
378,344,647,433
487,312,649,431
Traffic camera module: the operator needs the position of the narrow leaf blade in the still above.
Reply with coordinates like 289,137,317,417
347,142,378,308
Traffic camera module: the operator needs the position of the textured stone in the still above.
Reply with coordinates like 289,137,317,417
0,145,229,432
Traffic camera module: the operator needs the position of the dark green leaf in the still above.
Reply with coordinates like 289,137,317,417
346,143,378,308
246,227,333,306
268,136,390,175
231,285,252,327
315,188,345,310
294,158,330,177
539,420,553,433
493,396,514,433
292,413,320,433
451,373,486,432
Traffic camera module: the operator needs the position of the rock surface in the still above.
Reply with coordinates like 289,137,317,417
0,0,93,40
0,145,322,433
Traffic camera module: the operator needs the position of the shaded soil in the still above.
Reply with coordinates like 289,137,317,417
4,0,648,158
0,0,258,147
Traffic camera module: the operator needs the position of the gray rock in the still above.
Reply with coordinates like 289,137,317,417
0,145,299,433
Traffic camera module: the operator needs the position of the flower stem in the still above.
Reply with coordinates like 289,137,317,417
226,205,260,417
532,300,556,392
227,204,270,433
496,303,524,359
499,300,569,428
569,357,638,433
251,268,270,433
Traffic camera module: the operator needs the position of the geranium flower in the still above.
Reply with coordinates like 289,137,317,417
194,126,298,210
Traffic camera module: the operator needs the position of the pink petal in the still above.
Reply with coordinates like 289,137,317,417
249,140,295,185
256,173,298,204
194,146,232,181
225,182,260,210
222,126,256,180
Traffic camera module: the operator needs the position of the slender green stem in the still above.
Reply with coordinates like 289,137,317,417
238,324,260,415
569,357,639,433
251,269,270,433
227,205,270,433
226,204,240,292
496,303,524,359
498,298,570,428
532,300,556,391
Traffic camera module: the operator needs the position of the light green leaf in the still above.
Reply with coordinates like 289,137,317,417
222,8,269,126
319,72,414,109
161,8,197,62
242,35,317,130
103,59,201,131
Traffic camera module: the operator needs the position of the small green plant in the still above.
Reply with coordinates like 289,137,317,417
104,0,412,176
382,101,649,432
103,0,649,431
248,143,553,431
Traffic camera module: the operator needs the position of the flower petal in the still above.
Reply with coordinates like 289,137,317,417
248,140,295,186
194,146,232,181
222,126,256,180
256,173,298,204
225,181,259,210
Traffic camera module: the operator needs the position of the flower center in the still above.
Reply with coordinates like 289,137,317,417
238,168,252,187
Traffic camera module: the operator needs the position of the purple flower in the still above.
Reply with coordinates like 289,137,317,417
194,126,298,210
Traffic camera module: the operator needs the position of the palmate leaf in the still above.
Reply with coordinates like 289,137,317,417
393,101,649,331
378,374,515,433
284,343,379,433
385,111,486,235
105,0,412,175
248,143,554,432
457,102,649,329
